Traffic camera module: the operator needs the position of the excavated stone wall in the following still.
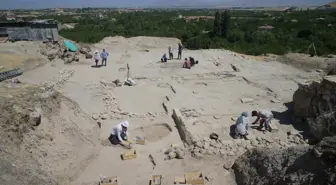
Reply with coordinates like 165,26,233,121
232,75,336,185
232,136,336,185
293,75,336,140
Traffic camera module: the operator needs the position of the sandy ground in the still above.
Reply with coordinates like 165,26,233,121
8,36,323,185
0,41,48,72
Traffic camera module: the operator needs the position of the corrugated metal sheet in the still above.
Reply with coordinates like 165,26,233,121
0,22,59,41
7,27,31,41
0,28,7,36
52,29,59,41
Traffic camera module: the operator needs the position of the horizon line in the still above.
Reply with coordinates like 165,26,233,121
0,4,321,11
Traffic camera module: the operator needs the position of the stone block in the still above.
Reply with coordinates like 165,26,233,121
240,98,254,104
268,121,279,133
172,109,194,145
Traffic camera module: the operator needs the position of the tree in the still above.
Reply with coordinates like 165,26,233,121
213,12,221,36
221,10,230,38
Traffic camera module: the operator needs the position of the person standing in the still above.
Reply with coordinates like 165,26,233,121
94,50,100,67
101,49,109,66
168,45,173,60
177,43,183,60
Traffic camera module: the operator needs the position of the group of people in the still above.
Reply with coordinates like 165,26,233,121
161,42,183,63
108,110,274,147
234,109,274,139
94,49,109,67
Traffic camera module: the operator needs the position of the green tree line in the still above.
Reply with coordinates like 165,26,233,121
58,10,336,56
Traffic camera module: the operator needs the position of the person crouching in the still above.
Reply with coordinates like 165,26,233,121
161,53,168,63
234,112,250,140
183,58,191,69
109,121,129,146
251,110,274,133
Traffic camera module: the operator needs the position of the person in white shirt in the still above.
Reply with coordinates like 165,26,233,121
109,121,129,145
251,110,274,133
168,45,173,60
94,50,100,67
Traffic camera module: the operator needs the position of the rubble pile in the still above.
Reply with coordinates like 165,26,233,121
232,136,336,185
39,41,93,63
163,145,185,160
80,46,93,59
180,108,202,118
190,132,309,159
42,69,74,90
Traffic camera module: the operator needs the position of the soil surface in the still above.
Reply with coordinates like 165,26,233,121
0,36,329,185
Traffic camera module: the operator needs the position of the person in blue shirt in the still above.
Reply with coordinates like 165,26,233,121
177,43,183,60
100,49,109,66
161,53,167,63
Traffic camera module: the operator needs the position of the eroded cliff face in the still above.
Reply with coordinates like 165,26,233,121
292,75,336,140
232,136,336,185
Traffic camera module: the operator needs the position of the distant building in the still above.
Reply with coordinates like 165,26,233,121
258,25,275,30
183,16,214,22
316,1,336,10
284,7,297,12
0,22,59,42
6,12,16,21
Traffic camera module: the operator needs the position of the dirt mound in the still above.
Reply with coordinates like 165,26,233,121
0,42,48,72
99,36,181,49
232,136,336,185
0,85,100,185
278,53,336,71
293,75,336,141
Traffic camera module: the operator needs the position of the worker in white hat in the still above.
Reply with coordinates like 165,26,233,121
109,121,129,145
94,50,100,67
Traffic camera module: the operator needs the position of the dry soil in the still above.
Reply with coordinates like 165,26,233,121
0,36,326,185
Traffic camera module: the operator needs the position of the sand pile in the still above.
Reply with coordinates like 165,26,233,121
0,84,100,185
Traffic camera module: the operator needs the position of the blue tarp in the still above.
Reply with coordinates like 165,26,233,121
63,40,77,52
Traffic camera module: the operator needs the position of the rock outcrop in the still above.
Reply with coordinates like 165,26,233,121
293,75,336,141
232,136,336,185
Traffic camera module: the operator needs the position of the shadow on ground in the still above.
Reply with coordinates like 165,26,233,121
91,65,102,68
272,102,313,141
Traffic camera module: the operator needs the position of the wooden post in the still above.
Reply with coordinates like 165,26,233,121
126,63,130,79
312,43,318,57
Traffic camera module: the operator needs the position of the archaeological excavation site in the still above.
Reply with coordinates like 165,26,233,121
0,36,335,185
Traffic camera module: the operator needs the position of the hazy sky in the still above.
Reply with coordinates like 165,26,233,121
0,0,332,9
